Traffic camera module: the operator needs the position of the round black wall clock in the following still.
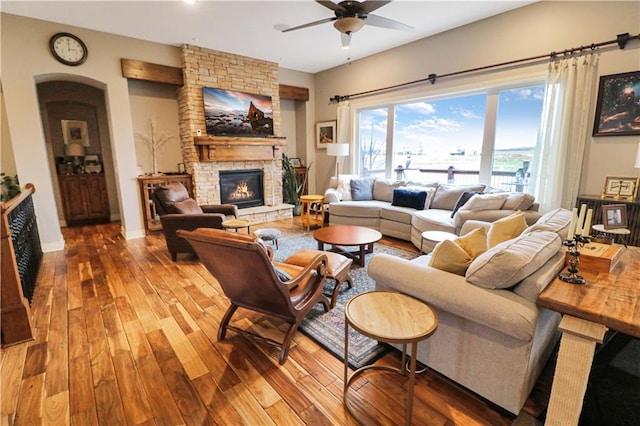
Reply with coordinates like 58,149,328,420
49,32,88,66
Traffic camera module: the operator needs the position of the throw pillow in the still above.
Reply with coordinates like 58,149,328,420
405,185,438,209
455,226,488,259
173,198,204,214
391,188,428,210
487,211,528,248
350,178,374,201
450,191,483,217
336,174,359,201
459,193,509,212
465,230,561,289
428,239,473,276
503,193,536,211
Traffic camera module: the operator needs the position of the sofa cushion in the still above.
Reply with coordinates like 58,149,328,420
174,198,204,214
503,193,536,211
459,193,509,212
465,230,561,289
530,208,573,240
380,205,415,224
330,200,387,218
350,177,375,201
392,188,428,210
373,179,406,202
511,251,566,303
450,191,482,218
431,184,486,210
412,209,456,234
487,211,528,248
428,239,473,275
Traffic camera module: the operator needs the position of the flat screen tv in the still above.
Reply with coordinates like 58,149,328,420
202,87,274,136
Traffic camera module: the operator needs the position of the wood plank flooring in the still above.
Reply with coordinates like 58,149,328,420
1,219,549,425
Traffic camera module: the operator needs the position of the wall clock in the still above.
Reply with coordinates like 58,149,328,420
49,32,88,66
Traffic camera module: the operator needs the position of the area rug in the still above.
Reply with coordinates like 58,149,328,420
273,233,418,369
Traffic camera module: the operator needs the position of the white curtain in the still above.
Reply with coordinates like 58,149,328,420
530,53,599,212
336,100,352,173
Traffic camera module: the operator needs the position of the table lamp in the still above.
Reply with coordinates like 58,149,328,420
327,142,349,178
65,142,85,172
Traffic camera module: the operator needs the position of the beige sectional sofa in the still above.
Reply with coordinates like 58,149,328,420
324,175,541,249
368,208,574,414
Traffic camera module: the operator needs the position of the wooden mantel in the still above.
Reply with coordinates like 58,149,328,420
194,136,286,162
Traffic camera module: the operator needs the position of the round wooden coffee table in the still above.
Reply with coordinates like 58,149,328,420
344,291,438,425
313,225,382,267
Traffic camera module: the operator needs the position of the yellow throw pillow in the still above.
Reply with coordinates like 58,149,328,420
455,226,488,258
487,211,528,248
428,239,473,276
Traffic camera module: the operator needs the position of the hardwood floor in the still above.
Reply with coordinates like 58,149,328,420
1,219,548,425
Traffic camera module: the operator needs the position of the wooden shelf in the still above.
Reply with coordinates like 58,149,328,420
194,136,286,162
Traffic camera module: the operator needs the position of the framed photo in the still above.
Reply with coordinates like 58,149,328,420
289,158,302,167
602,176,639,200
61,120,89,146
316,121,336,149
593,71,640,137
602,204,627,230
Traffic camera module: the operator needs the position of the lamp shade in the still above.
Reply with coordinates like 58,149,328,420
635,142,640,168
333,17,365,34
327,143,349,157
65,143,85,157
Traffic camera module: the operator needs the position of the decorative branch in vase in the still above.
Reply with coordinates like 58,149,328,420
135,116,174,175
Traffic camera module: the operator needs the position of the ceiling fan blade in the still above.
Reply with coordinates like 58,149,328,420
341,32,352,48
365,13,413,31
282,17,336,33
316,1,345,12
360,1,392,14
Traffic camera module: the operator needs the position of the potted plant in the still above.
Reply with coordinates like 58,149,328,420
1,173,20,202
282,154,309,216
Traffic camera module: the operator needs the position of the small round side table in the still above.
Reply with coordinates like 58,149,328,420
344,291,438,425
591,224,630,248
300,194,326,231
221,218,251,234
420,230,457,253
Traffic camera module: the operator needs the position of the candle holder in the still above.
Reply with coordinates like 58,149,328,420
559,235,591,285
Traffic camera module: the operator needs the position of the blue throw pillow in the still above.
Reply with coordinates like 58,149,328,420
350,178,374,201
391,188,428,210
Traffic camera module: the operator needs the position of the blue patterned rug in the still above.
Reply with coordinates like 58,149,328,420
273,233,418,369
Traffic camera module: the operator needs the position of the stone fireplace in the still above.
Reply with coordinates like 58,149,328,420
177,44,292,223
219,169,264,209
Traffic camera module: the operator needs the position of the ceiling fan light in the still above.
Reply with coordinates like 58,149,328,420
333,17,365,34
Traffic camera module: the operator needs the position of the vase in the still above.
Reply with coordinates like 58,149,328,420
292,204,302,216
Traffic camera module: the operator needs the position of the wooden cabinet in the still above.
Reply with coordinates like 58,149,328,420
58,174,110,226
576,194,640,247
138,174,193,233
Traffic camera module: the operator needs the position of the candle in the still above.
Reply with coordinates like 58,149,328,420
576,204,587,236
567,207,578,239
582,209,593,237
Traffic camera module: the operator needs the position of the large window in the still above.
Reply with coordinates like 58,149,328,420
356,83,545,192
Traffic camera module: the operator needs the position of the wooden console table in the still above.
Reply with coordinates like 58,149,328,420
537,246,639,425
138,174,192,233
576,194,639,247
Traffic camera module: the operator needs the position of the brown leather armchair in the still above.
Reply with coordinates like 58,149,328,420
177,228,330,364
152,182,238,261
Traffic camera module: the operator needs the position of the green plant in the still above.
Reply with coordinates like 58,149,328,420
282,154,310,206
1,173,20,202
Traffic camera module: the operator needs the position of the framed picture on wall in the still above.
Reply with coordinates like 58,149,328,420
61,120,89,146
316,121,336,149
592,71,640,137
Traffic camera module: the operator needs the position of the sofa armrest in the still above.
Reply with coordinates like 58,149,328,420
324,188,342,204
368,254,538,341
201,204,238,217
160,213,226,230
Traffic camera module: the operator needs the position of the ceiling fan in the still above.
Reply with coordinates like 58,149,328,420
282,1,413,48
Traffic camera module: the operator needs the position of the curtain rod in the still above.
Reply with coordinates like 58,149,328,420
329,32,639,103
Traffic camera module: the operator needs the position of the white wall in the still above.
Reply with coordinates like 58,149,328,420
313,1,640,198
2,13,181,250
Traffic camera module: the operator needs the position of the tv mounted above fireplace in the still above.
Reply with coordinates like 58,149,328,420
202,87,274,136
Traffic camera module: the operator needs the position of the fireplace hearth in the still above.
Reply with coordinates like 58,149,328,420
219,169,264,209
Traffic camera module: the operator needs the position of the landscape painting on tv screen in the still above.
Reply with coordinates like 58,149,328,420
202,87,274,136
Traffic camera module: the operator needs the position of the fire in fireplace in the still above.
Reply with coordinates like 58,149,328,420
219,169,264,209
